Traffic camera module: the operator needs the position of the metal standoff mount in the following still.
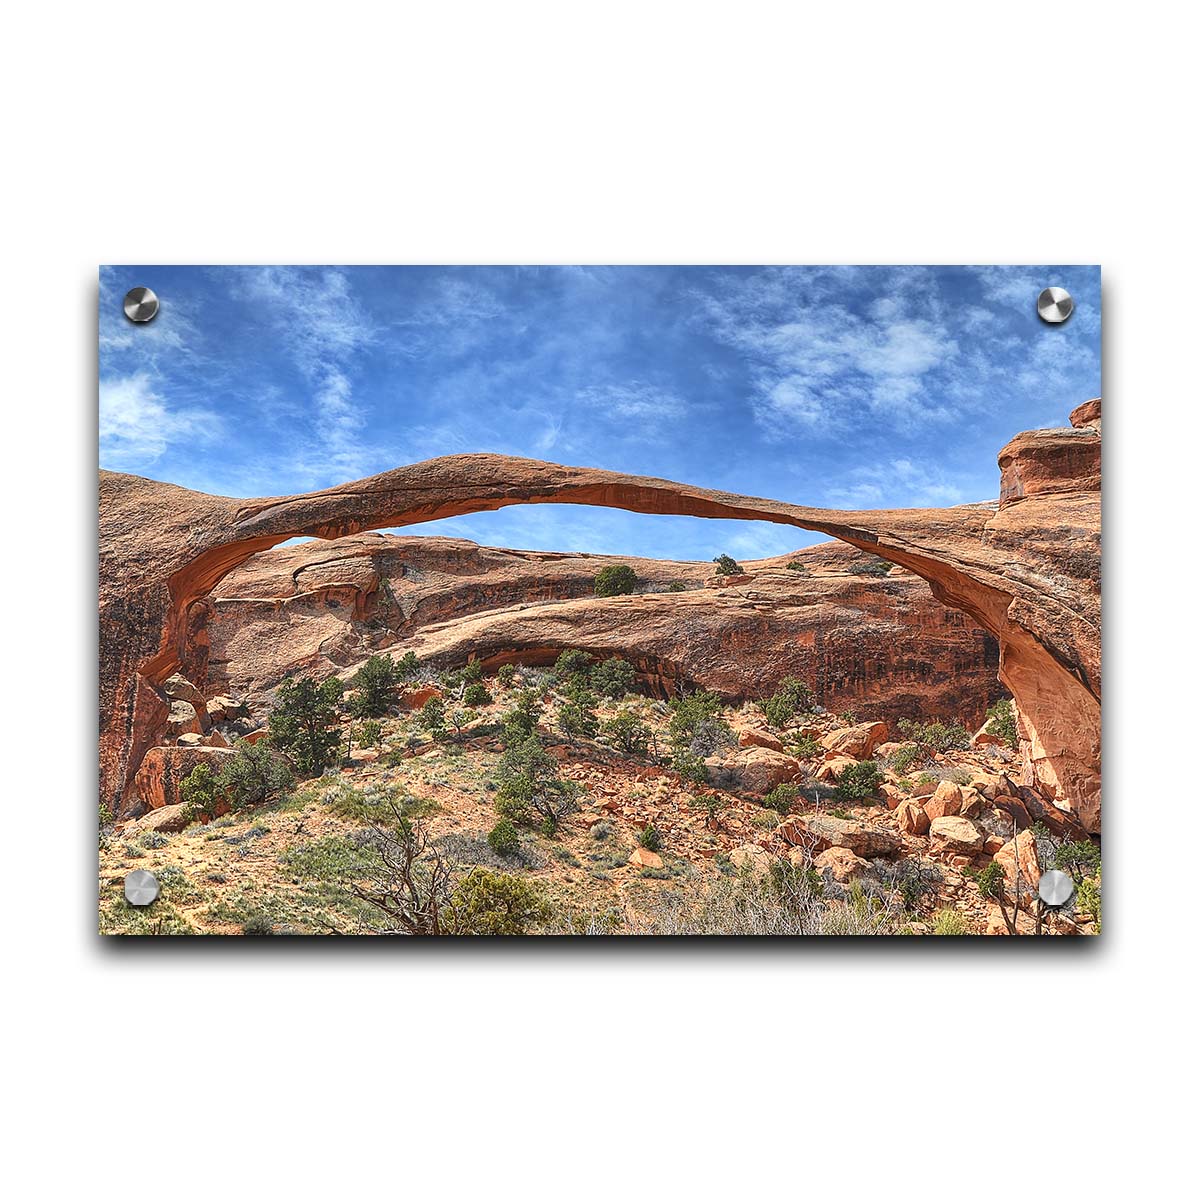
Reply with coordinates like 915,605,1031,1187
124,869,161,906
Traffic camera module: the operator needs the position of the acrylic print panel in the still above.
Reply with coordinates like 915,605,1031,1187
98,266,1101,937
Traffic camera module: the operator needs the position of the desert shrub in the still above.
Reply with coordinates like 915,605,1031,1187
600,710,652,756
931,908,970,935
985,697,1019,749
181,763,221,819
497,664,516,687
668,690,733,755
348,654,399,717
667,581,687,592
395,650,421,678
594,563,639,597
461,661,483,683
445,869,549,935
639,822,662,851
1054,838,1102,882
874,857,941,911
712,553,741,576
447,708,470,737
761,782,801,814
834,760,883,802
558,694,599,741
493,735,580,833
590,820,613,842
140,831,169,849
269,674,344,775
787,734,822,759
758,676,816,728
848,556,892,577
241,914,275,936
501,691,540,745
591,656,636,699
970,861,1007,900
673,750,710,787
896,718,971,753
554,649,594,680
462,682,491,708
217,741,295,811
487,818,521,857
786,560,809,573
359,719,383,748
1077,874,1101,933
889,743,927,774
417,696,446,739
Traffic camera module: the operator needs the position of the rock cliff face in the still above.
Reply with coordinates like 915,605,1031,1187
99,400,1099,828
202,536,1003,720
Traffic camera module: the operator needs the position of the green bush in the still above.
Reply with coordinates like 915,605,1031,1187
269,674,344,775
712,553,741,576
896,718,971,753
1054,839,1102,882
673,750,710,786
180,763,221,819
971,861,1006,900
1077,874,1101,933
359,719,383,748
448,708,470,737
889,743,927,774
833,760,883,802
787,734,821,759
446,869,549,935
786,560,809,573
762,782,801,814
462,682,491,708
242,915,275,936
493,735,580,832
487,818,521,857
395,650,421,678
554,649,594,680
668,691,733,755
600,710,652,756
594,563,638,597
985,697,1019,749
758,676,816,728
558,695,599,741
591,657,636,698
639,822,662,851
497,664,516,687
218,741,295,811
418,696,446,739
667,581,687,592
689,787,727,827
848,556,892,577
931,908,970,935
501,691,540,745
348,654,399,717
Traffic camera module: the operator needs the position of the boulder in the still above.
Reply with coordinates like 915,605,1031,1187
814,754,856,782
958,787,985,818
971,726,1008,749
164,699,204,739
129,802,192,834
814,846,870,883
993,829,1041,894
176,732,204,748
909,775,938,798
879,782,906,810
929,815,984,855
133,745,235,812
924,780,963,820
820,720,888,760
730,843,772,875
400,686,441,711
206,694,247,721
782,814,902,859
163,672,207,711
739,726,785,753
895,798,930,835
629,847,664,870
985,906,1038,936
714,747,802,794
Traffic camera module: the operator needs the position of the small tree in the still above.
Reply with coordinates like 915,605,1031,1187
762,782,801,814
558,690,599,742
554,649,593,680
448,708,470,738
493,735,580,833
985,697,1019,749
591,656,637,699
848,556,892,577
487,818,521,857
668,690,733,757
497,664,516,687
359,719,383,748
759,676,816,728
348,654,399,717
180,762,220,819
639,822,662,851
462,682,491,708
834,760,883,803
445,869,549,935
269,674,344,776
500,690,540,746
594,563,638,597
600,710,652,756
713,553,741,576
690,788,728,830
395,650,421,678
218,741,295,810
418,696,446,740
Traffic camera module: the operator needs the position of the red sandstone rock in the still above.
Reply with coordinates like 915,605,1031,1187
993,829,1041,894
814,846,869,882
820,720,888,760
895,798,930,835
925,780,964,820
133,745,234,812
712,747,802,794
629,847,664,870
785,815,902,859
739,727,785,753
929,815,984,855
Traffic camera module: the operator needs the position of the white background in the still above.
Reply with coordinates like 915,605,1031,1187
3,1,1194,1195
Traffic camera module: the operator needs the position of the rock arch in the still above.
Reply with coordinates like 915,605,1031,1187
99,403,1100,828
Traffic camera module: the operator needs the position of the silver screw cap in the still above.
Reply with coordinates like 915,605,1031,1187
123,286,159,323
124,869,161,906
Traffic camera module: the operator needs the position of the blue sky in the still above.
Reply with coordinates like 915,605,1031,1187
99,265,1100,561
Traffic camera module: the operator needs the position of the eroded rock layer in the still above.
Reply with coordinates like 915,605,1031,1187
99,400,1100,827
203,536,1003,721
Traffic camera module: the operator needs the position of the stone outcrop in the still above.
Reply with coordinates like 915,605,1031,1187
99,400,1099,828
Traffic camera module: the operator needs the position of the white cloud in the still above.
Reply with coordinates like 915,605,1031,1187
99,374,221,471
823,458,970,509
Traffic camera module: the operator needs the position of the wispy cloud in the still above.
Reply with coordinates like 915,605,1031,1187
99,374,221,471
